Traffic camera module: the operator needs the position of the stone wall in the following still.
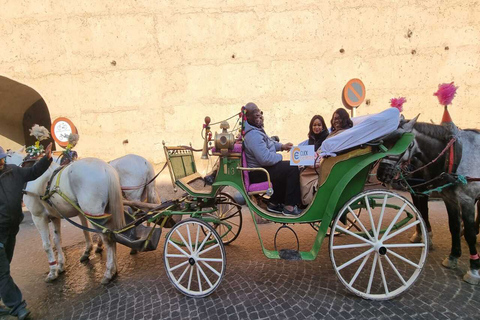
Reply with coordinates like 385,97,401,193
1,0,479,165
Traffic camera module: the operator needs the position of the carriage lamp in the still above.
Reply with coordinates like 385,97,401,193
215,121,235,156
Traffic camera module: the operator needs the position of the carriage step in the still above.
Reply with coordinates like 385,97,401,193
279,249,302,261
113,225,162,252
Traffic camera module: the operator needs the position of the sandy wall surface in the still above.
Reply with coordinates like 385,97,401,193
1,1,479,164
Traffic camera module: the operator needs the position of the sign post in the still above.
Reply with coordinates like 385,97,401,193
342,78,366,117
51,117,78,148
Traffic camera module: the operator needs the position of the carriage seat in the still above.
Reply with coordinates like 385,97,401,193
241,152,272,195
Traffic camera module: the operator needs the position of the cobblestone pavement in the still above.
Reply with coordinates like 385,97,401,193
3,195,480,320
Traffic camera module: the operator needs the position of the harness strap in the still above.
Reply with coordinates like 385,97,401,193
121,162,168,191
407,137,456,176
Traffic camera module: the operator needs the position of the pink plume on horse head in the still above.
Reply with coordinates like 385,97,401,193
434,82,458,106
389,97,406,112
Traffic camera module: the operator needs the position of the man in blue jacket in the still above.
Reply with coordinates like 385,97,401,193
243,102,302,216
0,143,52,320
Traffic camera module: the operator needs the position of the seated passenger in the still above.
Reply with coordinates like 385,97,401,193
328,108,353,138
243,102,302,216
299,115,328,206
307,115,329,151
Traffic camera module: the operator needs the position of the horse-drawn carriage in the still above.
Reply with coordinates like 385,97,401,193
110,108,428,300
11,108,430,301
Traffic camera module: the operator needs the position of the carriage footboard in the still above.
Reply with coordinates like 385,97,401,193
113,225,162,252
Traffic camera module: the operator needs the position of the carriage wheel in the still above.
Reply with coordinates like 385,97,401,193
329,190,428,300
202,192,243,245
164,218,226,298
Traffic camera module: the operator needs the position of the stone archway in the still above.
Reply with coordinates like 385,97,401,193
0,76,55,150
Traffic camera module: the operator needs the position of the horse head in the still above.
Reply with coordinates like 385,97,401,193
377,115,420,186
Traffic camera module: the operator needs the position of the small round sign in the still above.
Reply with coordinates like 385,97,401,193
343,79,366,108
51,117,78,148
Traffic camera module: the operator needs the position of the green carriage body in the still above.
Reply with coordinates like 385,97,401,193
162,133,415,261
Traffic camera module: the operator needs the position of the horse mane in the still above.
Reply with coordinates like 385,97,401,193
464,128,480,134
413,122,451,141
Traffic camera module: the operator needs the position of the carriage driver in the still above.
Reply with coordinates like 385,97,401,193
0,143,52,320
243,103,303,216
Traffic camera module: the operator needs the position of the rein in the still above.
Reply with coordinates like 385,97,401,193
405,137,456,176
121,162,168,191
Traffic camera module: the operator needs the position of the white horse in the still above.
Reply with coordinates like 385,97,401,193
109,154,161,204
7,150,125,284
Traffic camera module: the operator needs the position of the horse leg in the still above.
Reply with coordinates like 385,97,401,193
460,201,480,284
95,235,104,253
442,200,462,269
78,215,93,262
51,217,65,273
475,200,480,235
31,214,59,282
410,194,434,249
100,234,118,284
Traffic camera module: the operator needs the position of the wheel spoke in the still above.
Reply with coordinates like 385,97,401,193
380,203,408,242
376,194,388,240
348,253,371,286
366,253,378,294
196,265,203,292
195,225,200,252
384,254,407,285
377,256,389,295
200,260,222,277
166,254,189,258
186,224,193,252
337,248,375,271
195,231,212,254
187,261,194,290
384,220,420,241
346,216,362,232
332,243,371,250
348,206,374,241
177,264,191,283
168,240,191,257
197,262,214,288
197,257,223,262
335,225,374,245
175,229,193,253
384,243,425,248
387,249,420,268
169,260,190,272
198,243,220,256
364,196,378,239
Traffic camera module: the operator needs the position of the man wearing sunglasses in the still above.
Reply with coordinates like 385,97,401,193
243,102,302,216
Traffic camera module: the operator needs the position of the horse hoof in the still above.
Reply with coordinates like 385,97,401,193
463,270,480,285
101,272,117,285
409,232,422,243
130,249,138,255
45,273,58,283
80,254,90,262
58,264,65,274
95,246,103,254
442,256,458,269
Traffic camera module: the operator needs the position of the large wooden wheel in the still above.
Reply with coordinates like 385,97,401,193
329,190,428,300
164,219,226,298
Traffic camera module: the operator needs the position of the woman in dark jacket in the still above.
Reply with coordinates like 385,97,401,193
307,115,329,152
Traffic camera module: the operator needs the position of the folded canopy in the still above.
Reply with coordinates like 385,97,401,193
319,108,400,157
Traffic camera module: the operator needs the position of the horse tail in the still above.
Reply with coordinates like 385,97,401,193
106,165,125,229
146,162,161,204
